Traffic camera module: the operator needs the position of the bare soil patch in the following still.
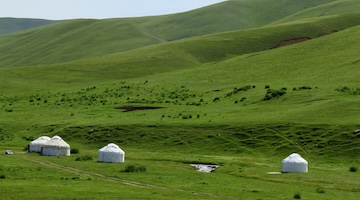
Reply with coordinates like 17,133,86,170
275,37,310,48
117,106,165,112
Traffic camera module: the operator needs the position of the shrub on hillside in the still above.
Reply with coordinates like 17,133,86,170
225,85,253,97
75,155,92,161
293,192,301,199
0,174,6,179
298,86,312,90
336,86,360,95
349,166,358,172
316,187,325,193
263,89,286,101
122,164,147,173
70,148,79,154
213,97,220,102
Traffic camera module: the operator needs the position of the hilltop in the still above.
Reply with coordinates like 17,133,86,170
0,18,58,35
0,0,347,68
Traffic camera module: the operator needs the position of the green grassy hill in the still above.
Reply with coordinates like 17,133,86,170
0,19,165,68
0,0,344,68
1,1,360,199
135,0,334,41
271,0,360,25
1,15,360,147
0,18,58,35
2,13,360,93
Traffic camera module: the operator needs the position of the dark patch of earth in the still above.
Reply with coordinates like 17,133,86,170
275,37,310,48
116,106,165,112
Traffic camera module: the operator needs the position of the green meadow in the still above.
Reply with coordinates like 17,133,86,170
1,0,360,199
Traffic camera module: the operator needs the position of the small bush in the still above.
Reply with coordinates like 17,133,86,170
123,164,147,173
350,166,358,172
298,86,312,90
263,89,286,101
124,165,136,172
265,85,270,89
316,187,325,193
213,97,220,102
0,174,6,179
75,155,92,161
293,192,301,199
70,148,79,154
136,165,147,172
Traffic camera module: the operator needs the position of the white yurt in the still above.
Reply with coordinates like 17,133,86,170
98,143,125,163
282,153,308,173
29,136,51,152
41,135,70,156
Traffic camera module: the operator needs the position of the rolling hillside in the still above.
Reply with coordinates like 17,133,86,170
1,22,360,159
0,0,350,68
0,19,165,68
0,18,58,35
271,0,360,25
0,0,360,154
2,2,360,199
135,0,335,41
1,13,360,94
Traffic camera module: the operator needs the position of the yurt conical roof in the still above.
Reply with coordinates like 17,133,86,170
99,143,124,153
43,135,70,148
282,153,308,164
30,136,51,145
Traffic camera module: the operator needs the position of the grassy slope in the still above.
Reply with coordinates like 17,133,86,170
136,0,334,41
0,19,165,68
0,18,58,35
1,19,360,155
271,0,360,24
1,13,360,94
0,0,335,68
1,2,360,199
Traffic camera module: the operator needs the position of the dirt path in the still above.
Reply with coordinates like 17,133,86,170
21,156,234,199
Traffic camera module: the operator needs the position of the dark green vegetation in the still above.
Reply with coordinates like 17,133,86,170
1,0,360,199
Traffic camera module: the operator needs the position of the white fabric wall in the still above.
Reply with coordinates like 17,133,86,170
282,162,308,173
98,151,124,163
42,147,70,156
29,144,43,152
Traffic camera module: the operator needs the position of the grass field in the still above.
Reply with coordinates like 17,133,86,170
1,0,360,199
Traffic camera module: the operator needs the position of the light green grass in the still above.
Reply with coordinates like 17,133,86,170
0,148,359,199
